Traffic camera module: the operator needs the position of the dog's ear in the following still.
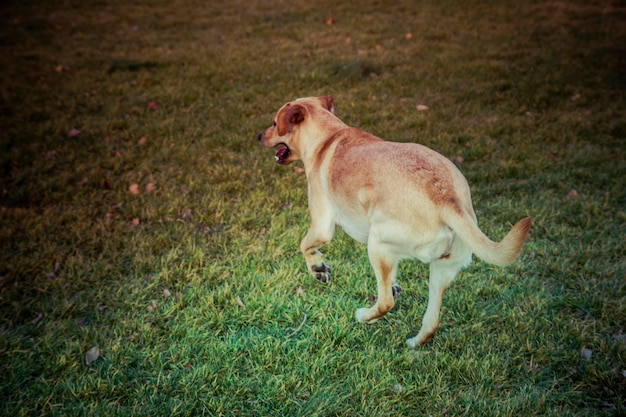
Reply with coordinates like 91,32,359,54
318,95,334,114
277,104,306,136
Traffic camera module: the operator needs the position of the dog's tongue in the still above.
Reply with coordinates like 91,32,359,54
275,145,289,164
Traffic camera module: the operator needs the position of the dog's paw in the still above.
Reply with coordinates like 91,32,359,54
311,263,331,284
355,308,378,324
355,308,369,323
392,284,402,298
405,336,419,349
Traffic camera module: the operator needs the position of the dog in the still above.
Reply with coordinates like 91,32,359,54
257,96,531,347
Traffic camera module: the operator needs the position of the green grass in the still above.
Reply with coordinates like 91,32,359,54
1,0,625,415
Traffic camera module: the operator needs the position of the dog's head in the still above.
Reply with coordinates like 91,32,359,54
257,96,337,165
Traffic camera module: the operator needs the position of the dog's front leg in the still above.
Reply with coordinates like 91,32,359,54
356,240,399,324
300,222,334,283
300,182,335,283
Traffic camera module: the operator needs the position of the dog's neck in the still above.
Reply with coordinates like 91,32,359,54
299,120,349,175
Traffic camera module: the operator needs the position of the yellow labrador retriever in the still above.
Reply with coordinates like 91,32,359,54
257,96,531,347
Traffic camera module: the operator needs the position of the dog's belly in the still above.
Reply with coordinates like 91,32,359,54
336,211,370,243
335,208,370,243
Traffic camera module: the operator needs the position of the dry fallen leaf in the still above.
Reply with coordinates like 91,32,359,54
31,313,43,324
138,136,147,145
85,346,100,366
67,128,81,138
404,32,412,40
567,189,578,199
325,17,335,25
147,101,159,111
145,182,156,193
295,286,306,297
129,183,140,195
235,296,245,308
178,208,192,219
455,156,464,164
416,104,429,111
75,177,88,186
163,288,172,298
130,217,140,226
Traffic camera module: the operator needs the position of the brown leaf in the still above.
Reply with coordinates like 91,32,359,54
31,312,43,324
235,296,245,308
178,208,192,219
85,346,100,365
145,182,156,193
455,156,464,164
295,287,306,297
163,288,172,298
128,183,140,195
130,217,140,226
325,17,336,25
567,189,578,199
404,32,412,40
147,101,159,111
416,104,429,111
67,128,81,138
138,136,147,145
75,177,88,186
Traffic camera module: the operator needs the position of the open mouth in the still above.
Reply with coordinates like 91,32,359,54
274,143,290,164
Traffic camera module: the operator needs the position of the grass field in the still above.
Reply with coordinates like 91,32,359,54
1,0,625,415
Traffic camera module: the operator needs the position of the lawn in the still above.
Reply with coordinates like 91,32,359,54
0,0,624,416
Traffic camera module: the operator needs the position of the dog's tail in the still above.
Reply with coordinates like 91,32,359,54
444,208,531,267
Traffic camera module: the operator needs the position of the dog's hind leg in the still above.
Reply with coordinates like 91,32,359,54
406,253,469,347
356,241,400,324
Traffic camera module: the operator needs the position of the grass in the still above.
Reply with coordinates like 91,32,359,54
0,0,625,415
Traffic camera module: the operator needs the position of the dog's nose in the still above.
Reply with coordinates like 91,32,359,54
257,132,263,141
